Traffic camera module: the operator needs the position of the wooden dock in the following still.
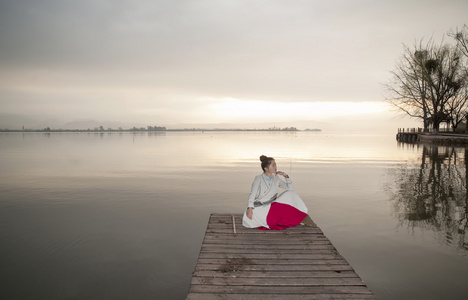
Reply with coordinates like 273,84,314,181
187,213,377,299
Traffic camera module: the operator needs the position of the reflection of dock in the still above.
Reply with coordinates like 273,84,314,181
419,133,468,144
396,128,421,143
186,213,377,299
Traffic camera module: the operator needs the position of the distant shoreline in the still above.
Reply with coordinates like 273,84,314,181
0,127,322,133
0,128,322,133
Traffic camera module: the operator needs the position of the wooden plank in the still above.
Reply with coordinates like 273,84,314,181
186,213,377,299
197,253,342,260
188,285,373,294
200,248,337,254
190,276,366,286
204,230,323,236
201,239,331,246
193,270,359,278
201,242,335,252
187,294,378,300
202,236,331,243
195,264,354,272
195,258,351,266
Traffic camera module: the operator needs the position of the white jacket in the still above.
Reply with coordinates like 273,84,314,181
247,173,294,208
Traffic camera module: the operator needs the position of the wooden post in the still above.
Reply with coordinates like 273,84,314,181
232,214,237,237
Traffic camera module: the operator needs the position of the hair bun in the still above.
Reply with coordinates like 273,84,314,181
259,155,267,162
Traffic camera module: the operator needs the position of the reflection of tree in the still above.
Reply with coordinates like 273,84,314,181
386,144,468,251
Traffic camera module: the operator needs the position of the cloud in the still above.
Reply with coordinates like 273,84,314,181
1,0,468,125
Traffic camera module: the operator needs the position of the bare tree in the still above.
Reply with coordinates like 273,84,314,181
446,85,468,130
385,39,467,132
426,43,466,131
384,42,431,131
450,24,468,58
449,25,468,131
384,40,442,131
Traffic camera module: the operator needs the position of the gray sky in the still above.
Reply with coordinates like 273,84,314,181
1,0,467,129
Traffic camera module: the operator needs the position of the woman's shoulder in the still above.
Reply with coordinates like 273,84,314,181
253,173,264,181
250,174,263,186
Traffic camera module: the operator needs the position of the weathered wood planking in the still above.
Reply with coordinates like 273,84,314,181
187,213,377,300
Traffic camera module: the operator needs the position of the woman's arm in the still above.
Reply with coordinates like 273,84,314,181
247,176,261,208
276,172,294,190
246,176,261,220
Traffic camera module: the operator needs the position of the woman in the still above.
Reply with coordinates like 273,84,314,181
242,155,315,230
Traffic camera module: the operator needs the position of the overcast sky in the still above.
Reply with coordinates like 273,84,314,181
1,0,467,129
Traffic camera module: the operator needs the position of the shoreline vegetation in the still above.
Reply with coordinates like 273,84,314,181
0,126,322,133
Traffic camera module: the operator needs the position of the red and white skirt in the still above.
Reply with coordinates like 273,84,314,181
242,191,308,230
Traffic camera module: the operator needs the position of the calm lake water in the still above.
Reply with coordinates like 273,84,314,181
1,131,467,300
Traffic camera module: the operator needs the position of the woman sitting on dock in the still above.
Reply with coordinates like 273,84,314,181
242,155,315,230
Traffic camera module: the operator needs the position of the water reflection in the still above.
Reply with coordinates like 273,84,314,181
387,144,468,251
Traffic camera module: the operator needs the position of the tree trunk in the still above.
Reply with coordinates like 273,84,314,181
433,120,440,133
465,115,468,134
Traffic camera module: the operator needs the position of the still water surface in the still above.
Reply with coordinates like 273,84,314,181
1,131,467,299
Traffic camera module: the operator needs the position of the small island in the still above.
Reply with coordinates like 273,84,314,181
304,128,322,132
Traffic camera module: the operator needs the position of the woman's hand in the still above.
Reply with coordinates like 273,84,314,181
247,207,253,220
276,171,289,178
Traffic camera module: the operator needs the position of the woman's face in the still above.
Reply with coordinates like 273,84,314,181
265,160,277,174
